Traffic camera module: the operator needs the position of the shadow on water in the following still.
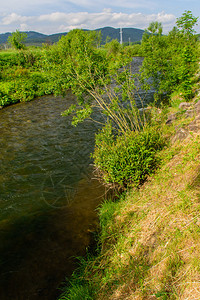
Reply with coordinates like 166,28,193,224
0,177,105,300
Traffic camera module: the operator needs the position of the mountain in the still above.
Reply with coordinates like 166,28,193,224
0,27,145,46
0,33,11,44
95,27,145,43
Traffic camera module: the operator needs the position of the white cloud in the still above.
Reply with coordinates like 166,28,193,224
2,13,32,25
0,11,177,34
38,12,68,22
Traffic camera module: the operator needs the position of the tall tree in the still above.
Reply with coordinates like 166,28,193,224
140,11,199,100
43,29,141,132
8,30,27,50
176,10,198,36
147,21,163,35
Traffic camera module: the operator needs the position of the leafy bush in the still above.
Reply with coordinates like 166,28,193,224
93,123,166,189
16,50,39,67
0,71,52,106
14,67,29,77
123,44,144,57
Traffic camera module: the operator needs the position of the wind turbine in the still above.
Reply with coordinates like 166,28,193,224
120,27,123,45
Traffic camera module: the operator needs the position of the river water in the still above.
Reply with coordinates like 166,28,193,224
0,93,106,300
0,57,154,300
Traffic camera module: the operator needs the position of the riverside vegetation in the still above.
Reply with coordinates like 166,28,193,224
55,11,200,300
0,10,200,299
0,48,54,107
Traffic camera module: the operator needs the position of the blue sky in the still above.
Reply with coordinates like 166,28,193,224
0,0,199,34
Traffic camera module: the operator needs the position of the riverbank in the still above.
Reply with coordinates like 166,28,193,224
0,49,54,108
59,94,200,299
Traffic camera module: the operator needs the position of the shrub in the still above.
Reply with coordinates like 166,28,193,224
14,67,29,77
0,52,18,67
16,50,38,67
92,123,166,189
0,71,52,107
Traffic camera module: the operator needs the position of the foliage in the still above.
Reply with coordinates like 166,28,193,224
0,51,19,66
44,29,142,134
141,11,199,101
147,21,163,35
92,123,166,189
16,50,38,67
7,30,27,50
59,281,95,300
0,48,53,107
42,29,109,97
176,10,198,36
59,253,98,300
123,43,144,57
0,72,52,107
104,39,122,57
42,28,169,192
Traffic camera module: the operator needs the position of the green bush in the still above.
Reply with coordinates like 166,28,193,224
0,71,53,107
0,51,19,67
0,49,53,107
16,50,39,67
93,123,166,189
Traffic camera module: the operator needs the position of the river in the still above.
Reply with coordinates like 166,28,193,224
0,92,106,300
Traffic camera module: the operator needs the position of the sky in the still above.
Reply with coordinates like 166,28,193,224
0,0,199,35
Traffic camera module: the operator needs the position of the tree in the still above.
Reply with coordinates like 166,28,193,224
43,29,142,133
176,10,198,36
140,11,199,101
147,21,163,35
8,30,27,50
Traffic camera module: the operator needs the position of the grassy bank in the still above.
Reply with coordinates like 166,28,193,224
0,48,54,107
59,96,200,299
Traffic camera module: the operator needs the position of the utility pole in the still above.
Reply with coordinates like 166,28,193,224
120,28,123,45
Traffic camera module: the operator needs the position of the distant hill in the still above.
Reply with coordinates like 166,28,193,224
0,27,145,47
0,33,11,44
95,27,145,44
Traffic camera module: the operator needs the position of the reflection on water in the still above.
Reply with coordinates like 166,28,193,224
0,93,105,300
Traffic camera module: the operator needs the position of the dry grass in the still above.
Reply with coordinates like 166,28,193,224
94,131,200,300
